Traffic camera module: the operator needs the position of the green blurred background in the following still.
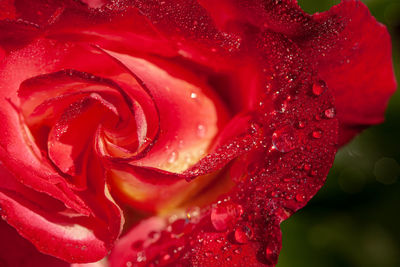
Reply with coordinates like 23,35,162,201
277,1,400,267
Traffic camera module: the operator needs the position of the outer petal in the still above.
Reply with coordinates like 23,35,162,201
293,0,397,144
199,0,396,144
0,219,69,267
198,0,312,36
0,160,120,263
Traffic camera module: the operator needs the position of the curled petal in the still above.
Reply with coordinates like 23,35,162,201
0,162,121,263
0,39,132,263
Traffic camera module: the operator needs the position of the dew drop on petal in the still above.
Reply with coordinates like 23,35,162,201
312,129,323,139
136,252,146,263
312,80,327,96
234,224,253,244
272,125,299,152
211,202,242,231
233,248,242,254
148,231,161,243
265,245,277,263
297,121,305,129
161,253,171,262
311,169,318,176
190,92,198,99
295,194,305,202
303,164,311,171
324,108,336,119
187,206,201,221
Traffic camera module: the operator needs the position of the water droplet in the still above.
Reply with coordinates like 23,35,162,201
303,164,311,171
324,108,336,119
248,122,262,134
148,231,161,243
233,248,242,254
312,129,323,139
161,253,171,262
226,256,232,261
187,206,201,223
265,246,277,263
211,202,242,231
197,124,206,138
126,261,133,267
295,194,305,202
190,92,198,99
234,224,253,244
272,126,299,152
215,237,224,244
312,80,327,96
273,207,291,222
136,251,146,262
297,121,305,129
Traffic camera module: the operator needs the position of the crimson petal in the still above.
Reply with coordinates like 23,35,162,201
292,0,397,144
0,218,69,267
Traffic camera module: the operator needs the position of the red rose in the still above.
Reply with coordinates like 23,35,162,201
0,0,396,266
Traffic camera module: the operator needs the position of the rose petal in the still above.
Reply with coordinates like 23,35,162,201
0,0,16,20
102,49,228,171
1,1,393,266
0,162,121,263
108,27,338,267
11,0,79,26
47,96,116,177
0,38,130,263
200,0,396,145
293,0,397,144
0,20,40,52
0,218,69,267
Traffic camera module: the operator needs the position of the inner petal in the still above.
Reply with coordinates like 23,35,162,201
104,50,230,173
47,95,118,177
